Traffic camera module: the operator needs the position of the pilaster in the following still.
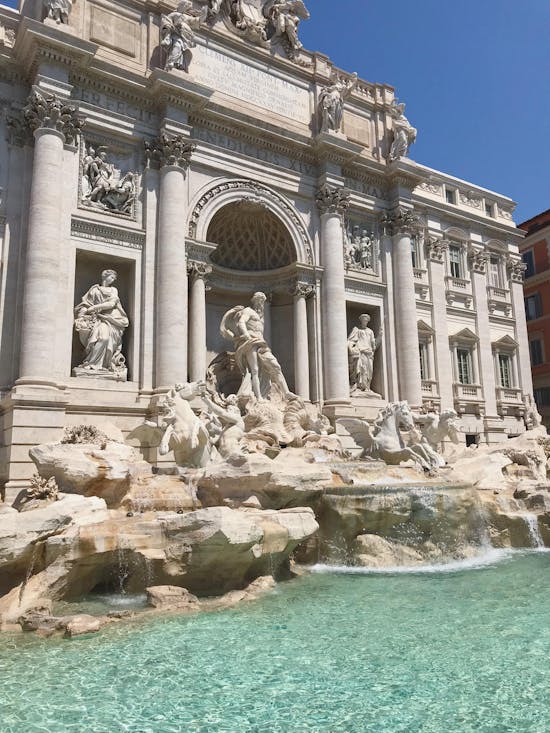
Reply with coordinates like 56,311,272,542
426,237,454,410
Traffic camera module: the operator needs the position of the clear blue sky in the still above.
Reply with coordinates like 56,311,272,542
4,0,548,223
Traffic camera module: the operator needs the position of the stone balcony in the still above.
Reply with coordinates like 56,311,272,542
421,380,438,397
487,286,512,317
445,276,473,310
496,387,524,417
453,383,484,415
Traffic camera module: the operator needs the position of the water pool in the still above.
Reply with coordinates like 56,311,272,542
2,551,550,733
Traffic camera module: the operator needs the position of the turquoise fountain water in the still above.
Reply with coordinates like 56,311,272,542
2,551,550,732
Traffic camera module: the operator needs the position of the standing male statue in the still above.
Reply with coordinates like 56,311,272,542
319,73,358,133
221,292,294,401
347,314,383,394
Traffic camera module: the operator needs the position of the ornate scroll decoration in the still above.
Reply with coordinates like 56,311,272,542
187,260,213,284
468,248,489,275
426,236,449,264
315,184,351,215
144,134,196,169
290,279,314,299
507,257,527,284
381,206,420,236
23,89,85,145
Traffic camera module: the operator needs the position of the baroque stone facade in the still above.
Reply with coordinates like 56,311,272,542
0,0,532,496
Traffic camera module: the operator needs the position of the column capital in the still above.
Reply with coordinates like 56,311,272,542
426,236,449,263
187,260,212,283
23,89,85,145
145,133,196,169
290,280,315,299
381,206,421,236
315,184,351,215
507,256,527,283
468,247,489,275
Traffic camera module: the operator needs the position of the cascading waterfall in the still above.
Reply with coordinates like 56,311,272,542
523,513,544,548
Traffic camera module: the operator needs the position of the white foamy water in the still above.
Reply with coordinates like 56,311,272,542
311,548,525,575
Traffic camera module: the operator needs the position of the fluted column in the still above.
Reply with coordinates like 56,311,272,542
426,237,454,409
187,261,211,383
146,134,195,390
316,184,351,404
18,90,84,383
292,281,313,400
508,258,533,397
385,207,422,407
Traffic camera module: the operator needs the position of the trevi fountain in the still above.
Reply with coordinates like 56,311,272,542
1,1,549,732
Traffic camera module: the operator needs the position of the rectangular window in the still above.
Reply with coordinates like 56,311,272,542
489,257,501,288
498,354,512,388
411,237,418,269
522,251,535,278
530,339,544,366
525,293,542,321
419,342,429,380
534,387,550,406
449,245,462,279
445,188,455,204
485,202,493,217
457,348,473,384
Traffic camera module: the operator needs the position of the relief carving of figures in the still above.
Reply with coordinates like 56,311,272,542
73,269,129,381
319,73,358,133
265,0,310,57
161,1,204,73
389,100,417,162
81,144,136,215
345,225,374,271
43,0,72,24
220,291,294,402
347,314,383,395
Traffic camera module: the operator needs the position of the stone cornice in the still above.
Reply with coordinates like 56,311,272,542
71,217,145,250
14,17,97,80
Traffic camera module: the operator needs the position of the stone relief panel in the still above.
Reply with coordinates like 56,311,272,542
344,217,380,276
89,2,142,59
79,139,138,219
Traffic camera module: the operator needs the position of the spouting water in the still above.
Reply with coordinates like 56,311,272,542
523,513,544,548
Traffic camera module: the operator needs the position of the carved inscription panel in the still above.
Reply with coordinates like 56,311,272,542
192,45,311,124
90,4,141,58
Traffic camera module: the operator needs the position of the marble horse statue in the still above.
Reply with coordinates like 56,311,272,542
339,401,442,473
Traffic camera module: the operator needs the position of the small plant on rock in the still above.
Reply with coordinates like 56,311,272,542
61,425,107,448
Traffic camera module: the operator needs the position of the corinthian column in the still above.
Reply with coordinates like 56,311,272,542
316,184,351,404
146,134,195,390
187,261,211,383
292,281,313,400
18,90,84,383
385,207,422,407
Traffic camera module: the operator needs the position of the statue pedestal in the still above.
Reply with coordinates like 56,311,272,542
72,366,128,382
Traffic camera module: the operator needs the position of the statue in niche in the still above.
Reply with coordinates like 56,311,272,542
265,0,310,54
319,73,358,133
220,292,295,402
43,0,72,24
81,145,136,215
73,270,129,381
347,314,383,395
161,1,204,73
389,100,417,161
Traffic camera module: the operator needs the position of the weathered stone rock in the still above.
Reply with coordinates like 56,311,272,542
353,534,423,567
29,441,152,507
146,585,200,610
204,575,277,609
64,614,103,637
123,474,199,513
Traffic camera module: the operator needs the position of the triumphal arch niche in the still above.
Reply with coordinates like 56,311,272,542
0,0,533,495
188,180,317,401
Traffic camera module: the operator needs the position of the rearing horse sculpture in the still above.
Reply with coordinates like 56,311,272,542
339,401,439,472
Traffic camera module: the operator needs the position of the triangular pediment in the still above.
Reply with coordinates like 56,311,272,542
417,320,435,335
492,334,519,349
449,327,479,344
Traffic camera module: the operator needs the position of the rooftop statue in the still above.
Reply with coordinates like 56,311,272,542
43,0,72,24
161,1,205,73
319,73,358,133
73,269,129,381
389,100,417,161
220,292,295,402
264,0,309,56
231,0,269,41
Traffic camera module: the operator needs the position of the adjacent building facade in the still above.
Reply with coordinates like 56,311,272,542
519,210,550,428
0,0,533,496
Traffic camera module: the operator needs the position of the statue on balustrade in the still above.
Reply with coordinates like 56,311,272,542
265,0,309,54
221,291,295,402
73,270,129,381
389,100,417,161
161,1,204,73
43,0,72,24
319,73,358,133
347,314,383,395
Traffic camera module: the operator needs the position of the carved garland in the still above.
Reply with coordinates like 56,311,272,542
189,180,313,265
